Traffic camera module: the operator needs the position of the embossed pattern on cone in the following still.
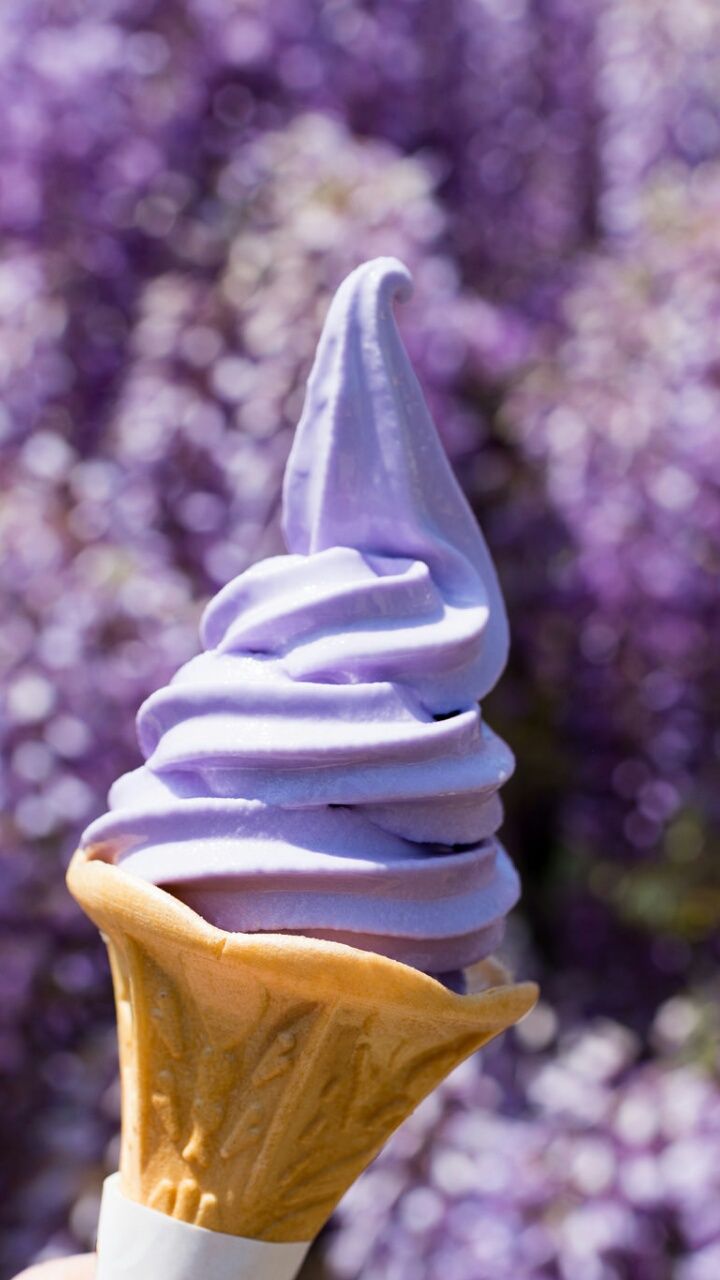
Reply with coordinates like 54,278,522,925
68,847,538,1243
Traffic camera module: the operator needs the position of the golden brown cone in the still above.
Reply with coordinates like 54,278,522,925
67,846,538,1243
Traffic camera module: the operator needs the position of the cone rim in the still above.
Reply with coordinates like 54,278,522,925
68,845,538,1027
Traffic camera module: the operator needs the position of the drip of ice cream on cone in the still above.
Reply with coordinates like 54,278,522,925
69,258,537,1254
81,258,519,987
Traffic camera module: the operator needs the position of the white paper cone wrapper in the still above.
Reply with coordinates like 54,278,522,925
96,1174,311,1280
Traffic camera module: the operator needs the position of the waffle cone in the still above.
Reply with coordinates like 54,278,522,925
68,847,537,1243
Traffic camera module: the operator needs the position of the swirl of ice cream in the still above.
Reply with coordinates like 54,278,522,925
82,258,520,981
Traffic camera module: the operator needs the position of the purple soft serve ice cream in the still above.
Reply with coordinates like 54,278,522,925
81,258,520,988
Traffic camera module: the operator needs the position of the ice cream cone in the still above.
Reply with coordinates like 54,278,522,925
68,846,537,1244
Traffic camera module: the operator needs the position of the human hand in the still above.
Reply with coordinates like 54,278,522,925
12,1256,96,1280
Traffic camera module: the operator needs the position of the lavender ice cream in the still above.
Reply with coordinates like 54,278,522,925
82,258,520,986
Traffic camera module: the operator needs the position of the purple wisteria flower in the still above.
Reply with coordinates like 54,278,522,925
596,0,720,235
327,996,720,1280
500,164,720,995
187,0,598,303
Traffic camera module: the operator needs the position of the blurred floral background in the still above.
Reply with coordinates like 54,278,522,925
2,1,720,1277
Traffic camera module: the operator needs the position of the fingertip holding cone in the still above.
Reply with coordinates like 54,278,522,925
68,846,538,1243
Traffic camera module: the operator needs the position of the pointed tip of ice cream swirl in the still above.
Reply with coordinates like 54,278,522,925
282,257,509,695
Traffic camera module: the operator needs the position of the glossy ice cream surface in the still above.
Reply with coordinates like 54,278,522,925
82,258,520,985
